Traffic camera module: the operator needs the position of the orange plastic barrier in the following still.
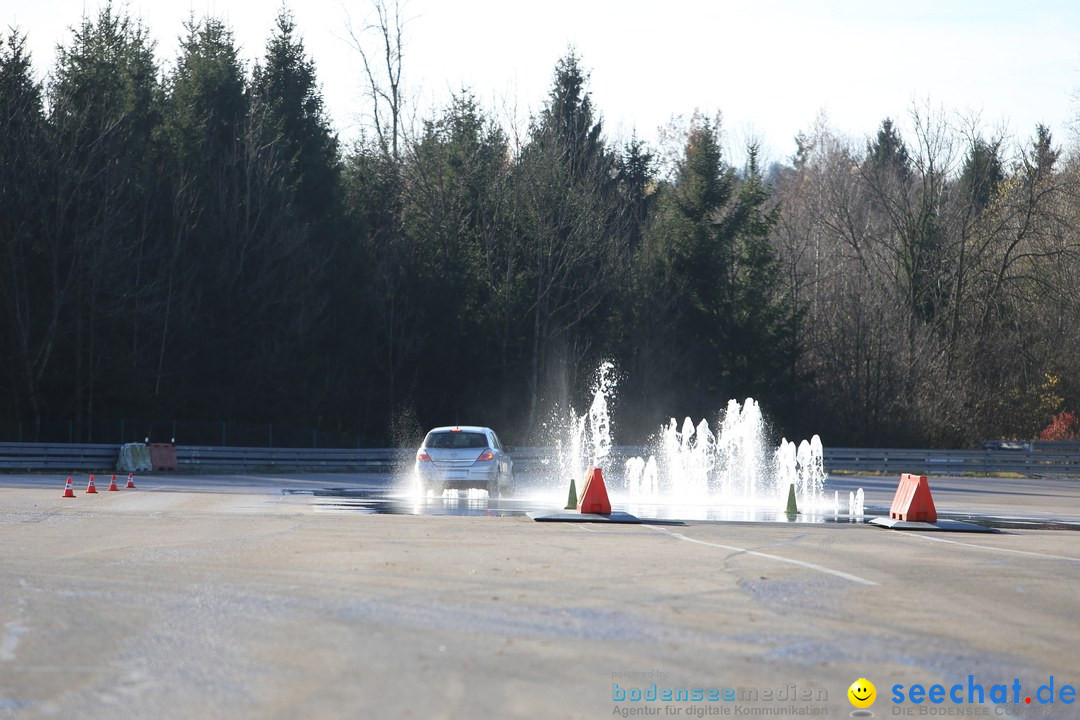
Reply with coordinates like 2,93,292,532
889,473,937,523
577,466,612,515
149,443,179,472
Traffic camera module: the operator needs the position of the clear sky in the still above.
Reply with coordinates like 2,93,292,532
8,0,1080,163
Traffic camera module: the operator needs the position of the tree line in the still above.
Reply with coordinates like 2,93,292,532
2,4,1078,448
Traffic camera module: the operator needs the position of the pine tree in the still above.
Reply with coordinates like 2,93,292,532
864,117,948,324
866,118,911,179
617,136,655,254
640,117,802,419
514,51,628,423
47,3,163,436
163,15,306,420
250,9,341,231
399,92,517,425
721,147,804,413
0,30,52,434
958,136,1003,211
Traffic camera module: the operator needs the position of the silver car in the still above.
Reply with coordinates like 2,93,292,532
414,426,515,496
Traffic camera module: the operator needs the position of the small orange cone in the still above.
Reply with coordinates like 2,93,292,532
577,467,612,515
85,475,98,494
62,477,76,498
125,472,136,489
107,474,119,491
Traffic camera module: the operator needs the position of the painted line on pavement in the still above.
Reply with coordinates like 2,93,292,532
902,532,1080,564
644,524,879,586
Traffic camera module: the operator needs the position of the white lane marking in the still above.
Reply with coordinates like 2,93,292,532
901,532,1080,564
1,621,27,661
644,525,879,586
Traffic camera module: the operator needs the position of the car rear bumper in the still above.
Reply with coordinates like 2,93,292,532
415,463,498,489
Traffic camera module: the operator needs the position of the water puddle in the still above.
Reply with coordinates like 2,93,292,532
285,487,859,524
286,489,1080,530
859,504,1080,531
296,488,527,517
933,515,1080,532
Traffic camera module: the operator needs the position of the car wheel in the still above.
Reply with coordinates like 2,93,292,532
416,475,436,496
499,471,515,498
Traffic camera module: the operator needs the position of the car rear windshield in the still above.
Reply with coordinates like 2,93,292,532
425,431,488,449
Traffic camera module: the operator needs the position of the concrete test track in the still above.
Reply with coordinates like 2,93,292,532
1,471,1079,719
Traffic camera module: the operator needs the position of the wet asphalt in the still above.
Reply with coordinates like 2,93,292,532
1,471,1079,719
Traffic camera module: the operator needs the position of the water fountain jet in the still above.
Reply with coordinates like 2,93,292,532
549,363,844,519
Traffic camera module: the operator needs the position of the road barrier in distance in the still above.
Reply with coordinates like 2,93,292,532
3,442,1080,476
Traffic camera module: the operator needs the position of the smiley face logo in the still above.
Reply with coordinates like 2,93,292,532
848,678,876,708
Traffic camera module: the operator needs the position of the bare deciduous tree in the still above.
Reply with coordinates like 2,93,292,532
346,0,407,160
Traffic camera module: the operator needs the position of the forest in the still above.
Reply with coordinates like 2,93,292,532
2,3,1080,448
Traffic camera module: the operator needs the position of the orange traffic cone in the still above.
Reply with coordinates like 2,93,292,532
889,473,937,523
125,473,136,489
577,467,612,515
85,475,98,494
107,474,119,491
62,477,76,498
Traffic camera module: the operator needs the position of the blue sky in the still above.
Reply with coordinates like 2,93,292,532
8,0,1080,162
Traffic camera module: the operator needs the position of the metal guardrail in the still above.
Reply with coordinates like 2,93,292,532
0,442,123,471
0,442,414,473
3,441,1080,476
823,447,1080,475
175,445,414,472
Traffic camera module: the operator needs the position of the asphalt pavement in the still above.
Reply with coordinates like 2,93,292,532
1,471,1079,719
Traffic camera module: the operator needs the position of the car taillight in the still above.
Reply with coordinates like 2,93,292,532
417,451,432,462
476,449,494,462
